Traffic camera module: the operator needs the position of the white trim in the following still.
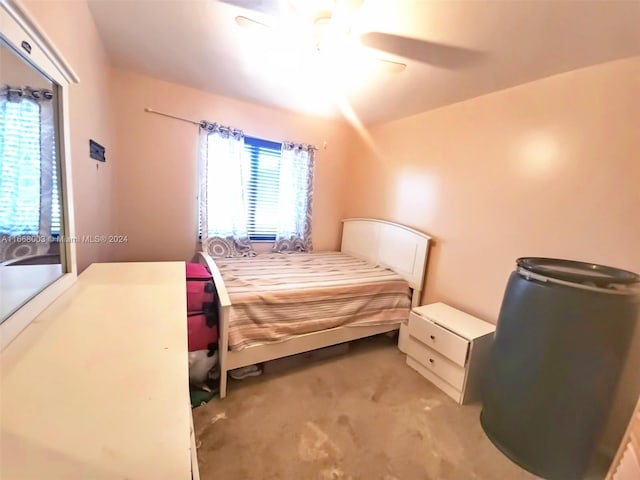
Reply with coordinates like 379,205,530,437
57,69,78,275
1,0,79,84
198,218,431,399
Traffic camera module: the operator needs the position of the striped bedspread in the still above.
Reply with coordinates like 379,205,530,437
215,252,411,351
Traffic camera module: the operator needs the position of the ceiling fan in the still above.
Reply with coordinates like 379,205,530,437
219,0,484,73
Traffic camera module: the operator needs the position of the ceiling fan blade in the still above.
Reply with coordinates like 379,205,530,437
218,0,290,16
360,32,486,69
374,58,407,73
235,15,271,32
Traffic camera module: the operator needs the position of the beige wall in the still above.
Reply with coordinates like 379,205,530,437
344,56,640,454
109,68,351,263
21,0,117,272
0,44,51,88
346,56,640,318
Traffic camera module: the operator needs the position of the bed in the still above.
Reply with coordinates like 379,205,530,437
197,218,431,399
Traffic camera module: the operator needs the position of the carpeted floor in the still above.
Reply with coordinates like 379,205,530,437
192,335,596,479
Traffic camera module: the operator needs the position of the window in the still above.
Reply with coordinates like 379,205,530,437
0,100,60,236
201,134,283,241
242,136,282,241
200,127,313,251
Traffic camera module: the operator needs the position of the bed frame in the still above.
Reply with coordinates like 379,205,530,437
197,218,431,399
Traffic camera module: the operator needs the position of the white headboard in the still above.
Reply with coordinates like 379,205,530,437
340,218,431,296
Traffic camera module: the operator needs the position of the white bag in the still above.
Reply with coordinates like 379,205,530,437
188,349,218,384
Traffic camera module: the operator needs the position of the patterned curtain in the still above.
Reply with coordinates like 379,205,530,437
0,86,55,261
272,143,314,253
198,122,255,258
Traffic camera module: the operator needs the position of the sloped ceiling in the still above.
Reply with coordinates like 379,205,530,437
88,0,640,124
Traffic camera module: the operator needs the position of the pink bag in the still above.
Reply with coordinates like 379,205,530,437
187,313,218,352
186,263,215,314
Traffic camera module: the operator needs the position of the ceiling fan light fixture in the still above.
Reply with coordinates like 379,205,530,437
311,16,333,51
313,16,332,29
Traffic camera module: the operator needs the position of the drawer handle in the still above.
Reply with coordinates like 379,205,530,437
428,358,435,364
429,335,435,340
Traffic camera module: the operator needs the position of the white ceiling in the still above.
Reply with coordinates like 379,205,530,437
88,0,640,125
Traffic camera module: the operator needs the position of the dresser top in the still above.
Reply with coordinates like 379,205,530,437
0,262,191,480
413,302,495,340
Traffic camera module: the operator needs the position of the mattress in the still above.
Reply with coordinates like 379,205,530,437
215,252,411,350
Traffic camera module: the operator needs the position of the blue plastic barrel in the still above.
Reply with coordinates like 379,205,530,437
481,258,639,480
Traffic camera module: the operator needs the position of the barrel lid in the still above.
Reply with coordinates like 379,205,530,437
516,257,639,288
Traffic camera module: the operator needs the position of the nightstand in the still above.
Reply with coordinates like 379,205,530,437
405,302,495,404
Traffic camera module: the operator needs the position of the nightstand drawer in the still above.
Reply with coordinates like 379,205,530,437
408,311,470,367
407,356,462,404
406,336,466,390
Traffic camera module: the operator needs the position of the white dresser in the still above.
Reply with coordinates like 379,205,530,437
0,262,198,480
405,302,495,404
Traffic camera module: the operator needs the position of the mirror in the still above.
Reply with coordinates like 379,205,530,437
0,37,65,323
